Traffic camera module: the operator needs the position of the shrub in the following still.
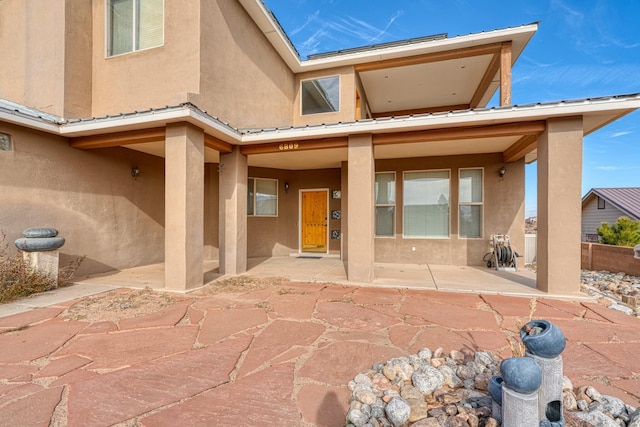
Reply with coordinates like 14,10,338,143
0,230,85,304
597,216,640,247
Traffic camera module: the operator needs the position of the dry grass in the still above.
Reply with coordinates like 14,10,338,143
64,288,176,322
507,298,537,357
197,275,285,294
0,230,85,304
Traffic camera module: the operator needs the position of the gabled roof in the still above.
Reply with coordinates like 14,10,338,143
582,188,640,220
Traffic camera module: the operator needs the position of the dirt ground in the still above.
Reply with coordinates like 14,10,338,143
62,276,287,322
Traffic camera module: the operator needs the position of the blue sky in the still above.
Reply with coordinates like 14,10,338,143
264,0,640,217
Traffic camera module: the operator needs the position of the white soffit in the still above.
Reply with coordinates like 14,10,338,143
360,55,494,113
374,136,517,160
123,142,221,163
248,147,348,170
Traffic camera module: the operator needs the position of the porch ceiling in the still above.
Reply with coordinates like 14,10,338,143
246,135,523,170
125,142,221,163
359,54,495,115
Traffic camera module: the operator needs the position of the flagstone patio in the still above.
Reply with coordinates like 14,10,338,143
0,278,639,426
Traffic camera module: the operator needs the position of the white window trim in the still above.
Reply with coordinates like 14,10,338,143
300,75,341,116
375,171,396,238
458,167,484,240
106,0,165,58
248,177,279,217
402,169,451,240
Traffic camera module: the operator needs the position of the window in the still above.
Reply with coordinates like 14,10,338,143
403,170,450,238
301,76,340,115
108,0,164,56
459,168,483,238
597,197,606,209
248,178,278,216
375,172,395,237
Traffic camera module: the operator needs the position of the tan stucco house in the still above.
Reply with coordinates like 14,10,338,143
1,0,639,294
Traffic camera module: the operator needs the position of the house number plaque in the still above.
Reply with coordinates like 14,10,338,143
279,143,299,151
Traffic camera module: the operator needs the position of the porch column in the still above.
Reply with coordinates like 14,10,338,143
347,134,375,282
219,146,247,275
165,122,204,290
537,117,583,294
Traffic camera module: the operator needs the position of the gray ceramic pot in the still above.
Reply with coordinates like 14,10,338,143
500,357,542,394
520,319,566,358
488,375,503,405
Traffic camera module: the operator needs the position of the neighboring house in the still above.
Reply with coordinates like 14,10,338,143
582,188,640,241
1,0,639,294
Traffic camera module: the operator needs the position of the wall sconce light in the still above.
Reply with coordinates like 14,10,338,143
131,166,140,179
284,182,290,193
498,166,507,181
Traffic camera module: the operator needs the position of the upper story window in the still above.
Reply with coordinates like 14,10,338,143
301,76,340,115
108,0,164,57
597,196,606,209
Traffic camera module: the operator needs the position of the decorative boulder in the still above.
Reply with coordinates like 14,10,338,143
15,236,65,252
22,227,58,238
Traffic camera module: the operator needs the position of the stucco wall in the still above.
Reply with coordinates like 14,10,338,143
196,0,295,129
0,0,92,118
91,0,201,117
374,153,525,265
247,167,342,257
582,243,640,277
0,123,166,277
293,66,357,127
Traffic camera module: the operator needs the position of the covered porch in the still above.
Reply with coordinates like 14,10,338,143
74,256,550,297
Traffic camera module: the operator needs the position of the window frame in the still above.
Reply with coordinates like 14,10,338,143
597,197,606,209
374,171,396,238
106,0,165,58
402,169,451,239
247,177,279,217
300,75,341,116
458,167,484,240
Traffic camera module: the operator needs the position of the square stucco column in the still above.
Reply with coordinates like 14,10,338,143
165,123,204,290
537,117,583,294
347,134,375,282
219,146,248,275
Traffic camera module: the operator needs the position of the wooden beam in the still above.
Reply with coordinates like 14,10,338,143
500,42,512,106
470,52,500,108
240,138,348,155
371,104,470,119
503,134,538,163
70,127,165,149
373,121,546,145
204,134,233,153
354,43,502,73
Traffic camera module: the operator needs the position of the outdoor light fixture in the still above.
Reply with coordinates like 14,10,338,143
284,182,290,193
499,166,507,180
131,166,140,178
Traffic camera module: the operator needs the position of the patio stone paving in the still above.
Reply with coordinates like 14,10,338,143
0,280,639,426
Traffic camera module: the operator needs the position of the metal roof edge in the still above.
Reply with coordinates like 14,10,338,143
238,93,640,143
0,98,65,134
239,0,538,73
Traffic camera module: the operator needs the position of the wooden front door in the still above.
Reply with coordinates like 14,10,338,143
301,190,328,253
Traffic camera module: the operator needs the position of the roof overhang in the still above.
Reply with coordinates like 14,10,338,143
1,95,639,168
